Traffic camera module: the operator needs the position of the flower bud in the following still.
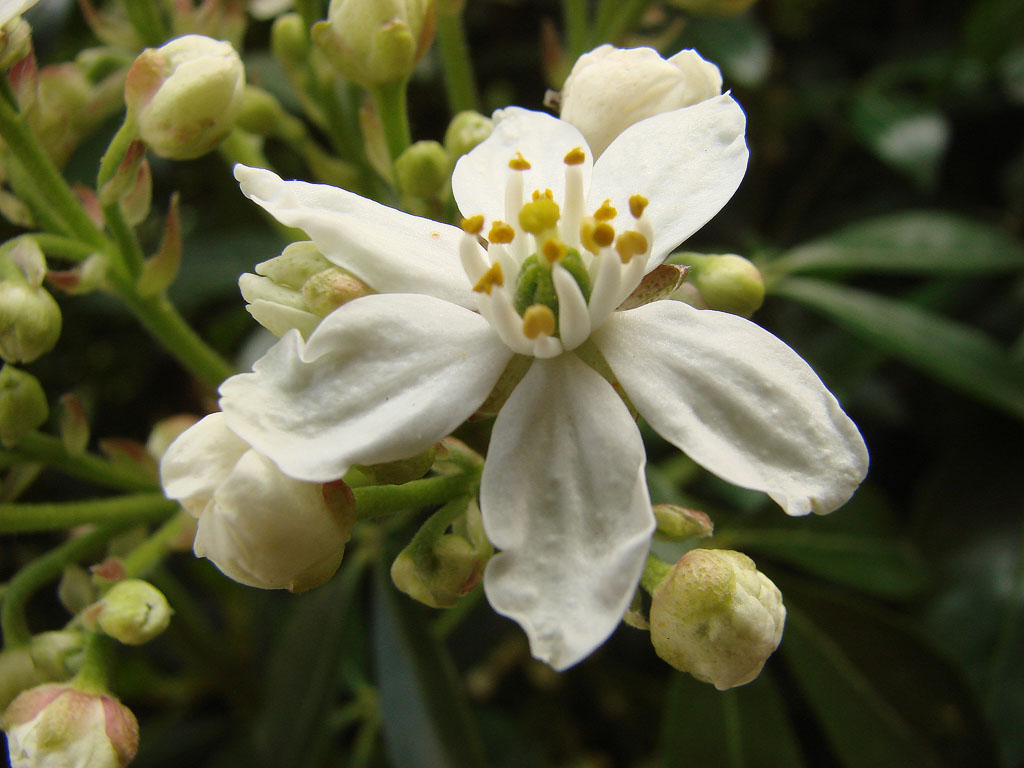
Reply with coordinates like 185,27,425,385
675,253,764,317
2,683,139,768
0,648,44,711
0,240,61,364
160,413,357,592
394,140,451,201
443,110,492,159
560,45,722,157
653,504,714,541
84,579,172,646
124,34,246,160
663,0,758,17
649,549,784,690
0,1,34,70
312,0,437,88
236,85,305,143
28,631,84,680
353,444,435,485
0,365,48,447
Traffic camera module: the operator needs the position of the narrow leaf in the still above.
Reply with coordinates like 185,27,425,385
136,193,182,297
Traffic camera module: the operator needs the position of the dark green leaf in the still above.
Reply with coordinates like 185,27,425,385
773,278,1024,420
770,212,1024,276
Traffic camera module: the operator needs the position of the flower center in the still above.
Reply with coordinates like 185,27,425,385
458,148,653,359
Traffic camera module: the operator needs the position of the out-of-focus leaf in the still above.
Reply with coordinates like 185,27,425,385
770,212,1024,276
773,278,1024,421
678,15,772,88
780,579,1000,768
964,0,1024,63
373,556,488,768
251,556,367,768
660,670,805,768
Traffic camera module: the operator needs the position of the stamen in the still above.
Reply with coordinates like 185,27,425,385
531,188,554,201
562,150,585,250
629,195,649,219
541,238,567,264
519,197,560,235
522,304,556,339
509,152,531,171
580,217,615,254
615,230,649,264
461,215,484,235
564,147,586,165
473,262,504,294
594,200,617,222
488,221,515,244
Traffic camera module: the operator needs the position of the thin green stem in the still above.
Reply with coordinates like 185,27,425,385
352,471,480,520
370,81,412,162
102,202,146,280
3,160,76,236
1,431,159,492
1,523,129,649
640,553,672,594
0,493,176,534
97,116,139,191
121,512,190,578
122,0,168,45
593,0,653,43
407,496,471,569
562,0,589,60
72,632,113,693
29,233,98,263
436,5,479,113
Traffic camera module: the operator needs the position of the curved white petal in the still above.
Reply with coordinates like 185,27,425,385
481,354,654,670
588,95,748,268
452,108,594,223
235,165,475,308
245,300,321,339
160,413,248,517
595,301,869,516
220,293,514,482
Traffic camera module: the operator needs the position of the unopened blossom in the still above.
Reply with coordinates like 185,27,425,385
560,45,722,157
160,412,356,592
214,95,867,670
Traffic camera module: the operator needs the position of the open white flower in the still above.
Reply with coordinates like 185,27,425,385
218,95,868,669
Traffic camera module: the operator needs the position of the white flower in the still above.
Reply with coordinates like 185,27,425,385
160,413,356,593
217,96,868,669
559,45,723,158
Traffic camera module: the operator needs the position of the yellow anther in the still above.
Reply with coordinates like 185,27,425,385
615,230,649,264
594,200,617,221
488,221,515,244
541,238,568,264
564,147,586,165
518,197,561,235
580,216,615,254
531,188,554,201
461,215,484,235
509,152,531,171
522,304,556,339
472,262,504,295
629,194,649,219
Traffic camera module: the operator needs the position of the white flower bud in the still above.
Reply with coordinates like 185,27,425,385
560,45,723,157
160,413,357,593
2,683,139,768
124,35,246,160
85,579,173,646
649,549,784,690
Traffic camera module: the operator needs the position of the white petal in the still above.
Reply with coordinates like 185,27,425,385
595,301,869,516
481,354,654,670
220,293,514,482
551,263,590,350
160,413,248,517
245,300,321,339
235,165,475,308
588,95,748,268
452,108,593,223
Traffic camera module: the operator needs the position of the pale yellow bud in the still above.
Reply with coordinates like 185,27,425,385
85,579,173,646
0,365,48,447
677,253,765,317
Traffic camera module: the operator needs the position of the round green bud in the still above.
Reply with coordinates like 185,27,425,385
0,281,61,364
87,579,172,646
653,504,714,541
391,534,483,609
0,365,48,447
354,444,436,486
394,140,452,201
443,110,493,159
235,85,305,142
29,630,84,680
678,253,764,317
270,13,311,72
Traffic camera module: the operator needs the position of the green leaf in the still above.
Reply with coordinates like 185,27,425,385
770,212,1024,276
660,670,806,768
964,0,1024,62
773,278,1024,420
779,579,1000,768
372,556,488,768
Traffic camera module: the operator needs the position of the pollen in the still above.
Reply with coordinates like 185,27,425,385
580,217,615,254
472,262,504,294
488,221,515,244
541,238,568,264
531,188,554,201
461,215,485,235
615,230,649,263
594,200,617,221
519,197,561,234
629,195,649,219
564,147,586,165
522,304,556,339
509,152,531,171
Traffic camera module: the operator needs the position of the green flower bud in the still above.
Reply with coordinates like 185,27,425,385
236,85,305,142
125,34,246,160
312,0,437,88
0,282,61,364
29,630,85,680
0,16,31,71
85,579,173,646
653,504,714,541
674,253,765,317
394,140,452,201
270,13,310,72
354,444,435,485
649,549,784,690
0,647,45,711
443,110,493,159
391,534,483,608
0,365,48,447
663,0,758,17
2,683,139,768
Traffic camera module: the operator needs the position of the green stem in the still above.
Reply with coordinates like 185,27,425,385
436,5,479,113
121,512,190,578
96,116,139,191
98,117,146,279
1,523,129,649
1,431,159,492
640,553,672,594
294,0,324,30
3,160,76,237
122,0,168,45
593,0,653,43
370,81,412,162
0,493,176,534
72,632,113,693
352,471,480,520
407,496,471,569
29,233,98,263
562,0,589,60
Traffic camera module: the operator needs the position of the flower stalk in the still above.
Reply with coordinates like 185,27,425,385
0,493,176,533
436,2,478,113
